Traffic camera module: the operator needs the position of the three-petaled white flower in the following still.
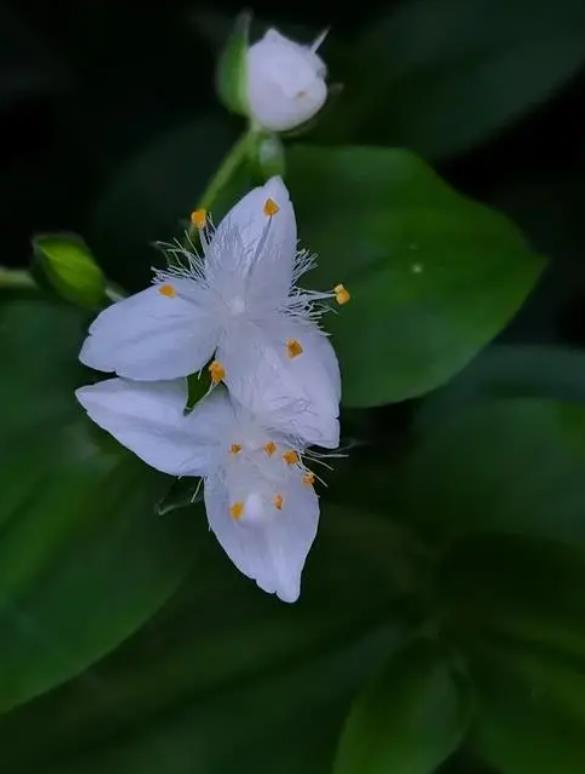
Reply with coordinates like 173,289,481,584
246,29,328,132
79,177,348,449
76,378,320,602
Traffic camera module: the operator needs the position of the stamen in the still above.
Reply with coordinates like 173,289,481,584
264,197,280,216
334,283,351,305
286,338,303,359
158,283,176,298
229,443,242,455
190,208,207,229
264,441,277,456
208,360,226,385
283,450,299,466
303,471,316,487
273,493,284,511
229,501,244,520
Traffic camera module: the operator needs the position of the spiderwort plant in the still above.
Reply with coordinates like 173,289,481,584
76,380,322,603
79,178,349,449
77,179,350,601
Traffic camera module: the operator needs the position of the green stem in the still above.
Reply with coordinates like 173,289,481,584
195,129,255,214
0,267,37,289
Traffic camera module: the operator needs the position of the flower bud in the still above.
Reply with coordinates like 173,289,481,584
246,29,328,132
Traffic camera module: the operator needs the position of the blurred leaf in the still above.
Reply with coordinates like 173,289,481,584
418,345,585,425
0,267,37,291
0,297,198,712
33,233,106,310
320,0,585,159
440,535,585,773
287,145,545,407
469,639,585,773
0,506,411,773
216,11,250,116
402,398,585,544
335,637,472,774
91,116,253,291
487,177,585,343
440,534,585,660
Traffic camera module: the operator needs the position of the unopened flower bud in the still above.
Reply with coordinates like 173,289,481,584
246,29,328,132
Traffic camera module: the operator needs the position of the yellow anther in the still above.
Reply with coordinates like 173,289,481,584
264,197,280,216
190,208,207,229
264,441,277,457
283,450,299,466
334,283,351,305
229,501,244,520
158,283,176,298
286,338,303,359
208,360,226,385
274,493,284,511
303,471,316,487
229,443,242,455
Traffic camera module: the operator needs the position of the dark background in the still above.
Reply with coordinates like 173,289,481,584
3,0,585,340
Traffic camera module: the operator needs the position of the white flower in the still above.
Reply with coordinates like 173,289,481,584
246,29,328,132
79,177,349,449
76,378,321,603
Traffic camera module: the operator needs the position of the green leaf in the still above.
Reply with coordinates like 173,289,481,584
215,11,250,116
418,345,585,427
0,297,198,712
440,534,585,660
320,0,585,159
470,639,585,773
0,506,410,773
287,145,545,407
402,398,585,544
0,266,37,291
33,233,106,310
335,638,472,774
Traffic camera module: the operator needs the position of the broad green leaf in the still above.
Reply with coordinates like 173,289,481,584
0,297,198,712
469,639,585,773
215,11,250,115
0,505,409,773
417,345,585,427
440,534,585,660
287,145,545,407
33,233,106,310
335,638,472,774
319,0,585,159
402,398,585,544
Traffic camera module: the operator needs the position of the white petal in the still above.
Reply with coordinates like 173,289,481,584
76,379,234,477
208,177,296,302
219,317,340,448
80,280,219,380
204,466,319,603
247,29,327,131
